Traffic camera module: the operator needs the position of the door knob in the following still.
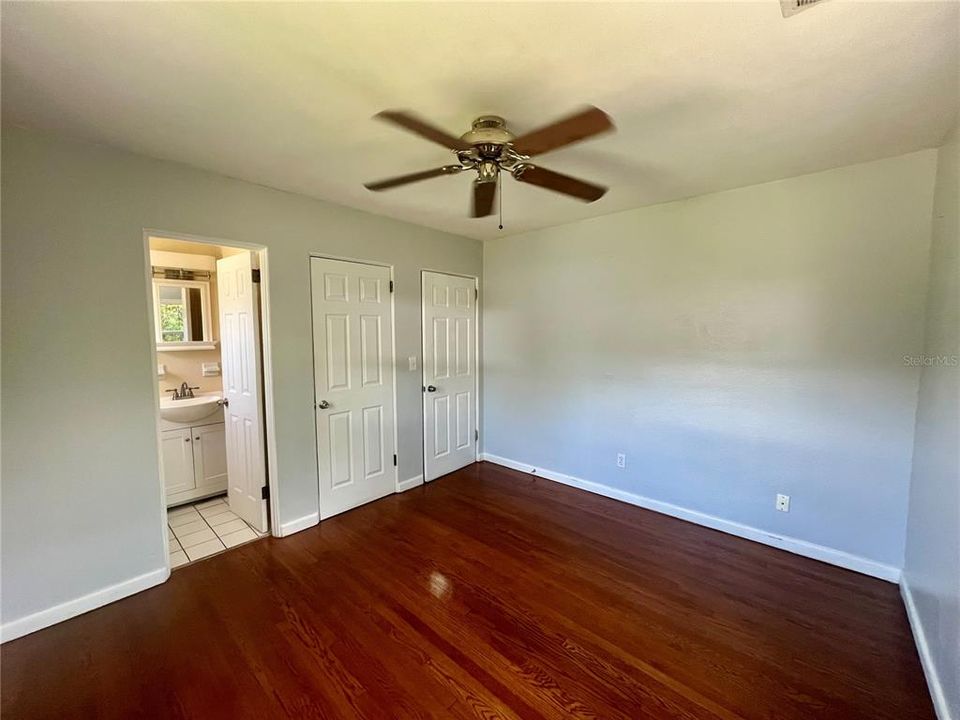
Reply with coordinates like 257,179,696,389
217,398,229,407
317,400,331,409
426,385,437,393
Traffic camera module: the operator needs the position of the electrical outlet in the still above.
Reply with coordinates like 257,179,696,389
776,494,790,512
408,356,417,371
616,453,626,468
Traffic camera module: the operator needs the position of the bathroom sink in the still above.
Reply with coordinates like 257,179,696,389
159,394,222,423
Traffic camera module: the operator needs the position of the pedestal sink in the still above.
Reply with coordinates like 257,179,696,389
159,394,222,423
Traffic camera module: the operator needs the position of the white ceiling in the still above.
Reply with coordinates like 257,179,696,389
2,2,957,241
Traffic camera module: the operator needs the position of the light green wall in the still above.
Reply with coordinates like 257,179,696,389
903,125,960,720
483,150,938,570
0,127,481,626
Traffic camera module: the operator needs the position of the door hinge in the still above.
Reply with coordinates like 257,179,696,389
475,287,478,300
261,485,270,500
251,268,261,283
389,280,394,293
475,429,479,441
393,454,397,466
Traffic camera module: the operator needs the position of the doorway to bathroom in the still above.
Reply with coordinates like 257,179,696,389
145,232,276,569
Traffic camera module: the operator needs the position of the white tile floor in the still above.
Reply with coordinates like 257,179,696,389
167,496,268,568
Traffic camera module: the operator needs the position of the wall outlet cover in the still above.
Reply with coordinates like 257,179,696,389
616,453,626,468
776,494,791,512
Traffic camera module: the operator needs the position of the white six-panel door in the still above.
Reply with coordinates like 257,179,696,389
217,252,269,532
422,271,478,481
311,258,397,519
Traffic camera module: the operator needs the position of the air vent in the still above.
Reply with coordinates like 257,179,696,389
780,0,829,18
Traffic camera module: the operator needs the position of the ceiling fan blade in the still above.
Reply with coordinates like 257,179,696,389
364,166,460,191
511,106,614,157
513,165,607,202
472,180,497,218
375,110,472,151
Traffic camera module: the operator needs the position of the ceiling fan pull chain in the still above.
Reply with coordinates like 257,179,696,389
499,173,504,231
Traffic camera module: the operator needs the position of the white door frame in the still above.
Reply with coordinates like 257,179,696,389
308,253,400,513
142,229,281,574
420,269,480,481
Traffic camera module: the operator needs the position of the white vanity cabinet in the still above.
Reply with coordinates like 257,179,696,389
192,423,228,488
160,428,196,497
161,420,228,506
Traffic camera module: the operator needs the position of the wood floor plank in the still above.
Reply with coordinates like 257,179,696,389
1,462,935,720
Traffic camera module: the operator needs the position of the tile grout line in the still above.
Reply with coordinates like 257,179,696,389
197,505,228,553
204,498,262,544
167,523,188,569
179,500,228,562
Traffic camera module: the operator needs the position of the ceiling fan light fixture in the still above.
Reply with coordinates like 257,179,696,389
477,160,499,184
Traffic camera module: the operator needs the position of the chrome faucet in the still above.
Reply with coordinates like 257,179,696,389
165,382,200,400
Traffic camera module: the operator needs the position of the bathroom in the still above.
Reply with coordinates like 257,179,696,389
149,235,271,568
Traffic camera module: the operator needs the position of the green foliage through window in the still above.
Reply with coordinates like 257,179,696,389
160,302,185,342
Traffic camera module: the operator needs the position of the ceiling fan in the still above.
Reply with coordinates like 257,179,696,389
364,107,614,219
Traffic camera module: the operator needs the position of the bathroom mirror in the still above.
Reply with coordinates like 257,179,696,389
153,279,215,350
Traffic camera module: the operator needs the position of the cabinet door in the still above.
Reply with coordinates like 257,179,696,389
161,429,196,496
192,423,228,491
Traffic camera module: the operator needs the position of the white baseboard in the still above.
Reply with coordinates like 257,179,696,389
1,567,169,643
397,474,424,493
278,511,319,537
901,577,954,720
481,453,901,583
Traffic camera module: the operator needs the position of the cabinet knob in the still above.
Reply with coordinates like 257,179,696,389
185,438,191,443
195,437,200,441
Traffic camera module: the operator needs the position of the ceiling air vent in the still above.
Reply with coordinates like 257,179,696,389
780,0,829,18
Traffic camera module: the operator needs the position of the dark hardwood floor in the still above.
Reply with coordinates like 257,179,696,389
2,462,934,719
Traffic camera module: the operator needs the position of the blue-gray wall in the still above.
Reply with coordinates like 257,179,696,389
483,151,938,574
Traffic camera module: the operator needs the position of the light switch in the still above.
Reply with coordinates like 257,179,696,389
408,356,417,371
